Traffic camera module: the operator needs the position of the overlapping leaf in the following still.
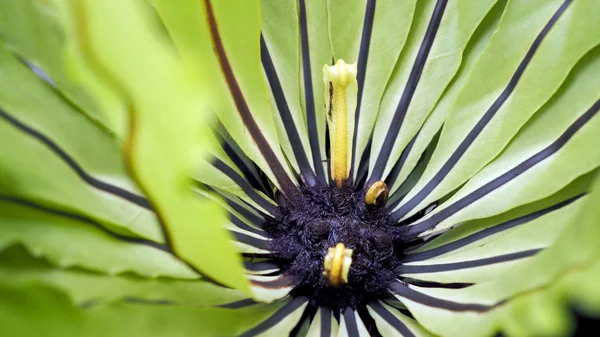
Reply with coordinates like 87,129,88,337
58,0,247,290
0,39,160,242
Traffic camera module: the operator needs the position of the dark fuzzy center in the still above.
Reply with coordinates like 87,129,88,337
264,183,408,310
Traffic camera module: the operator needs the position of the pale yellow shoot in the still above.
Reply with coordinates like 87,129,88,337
323,60,357,187
365,181,389,205
323,242,353,287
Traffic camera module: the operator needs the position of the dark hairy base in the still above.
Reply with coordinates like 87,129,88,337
264,183,411,310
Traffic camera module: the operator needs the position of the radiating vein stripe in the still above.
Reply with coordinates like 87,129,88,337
261,35,318,186
402,194,583,262
385,132,419,191
88,296,242,309
232,231,271,251
0,189,219,284
368,0,448,184
320,307,333,337
242,253,277,260
389,281,498,312
392,0,573,220
355,138,372,186
23,60,57,87
226,199,266,228
250,275,295,289
217,298,258,309
401,278,473,289
403,96,600,238
244,260,279,273
342,307,361,337
291,305,317,336
298,0,326,183
212,158,279,216
0,195,166,251
19,57,119,136
369,301,416,337
122,297,175,306
204,0,303,203
396,249,541,274
216,130,270,193
230,212,266,236
350,0,377,177
123,295,258,309
202,183,268,227
239,296,308,337
0,108,152,210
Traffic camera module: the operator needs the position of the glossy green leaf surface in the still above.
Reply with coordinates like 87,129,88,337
62,0,248,291
152,0,295,189
0,0,121,134
369,0,498,181
0,245,246,307
0,203,196,279
413,44,600,236
0,283,281,337
400,0,600,218
328,0,417,178
387,0,507,194
397,173,600,337
1,0,600,336
0,40,160,242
